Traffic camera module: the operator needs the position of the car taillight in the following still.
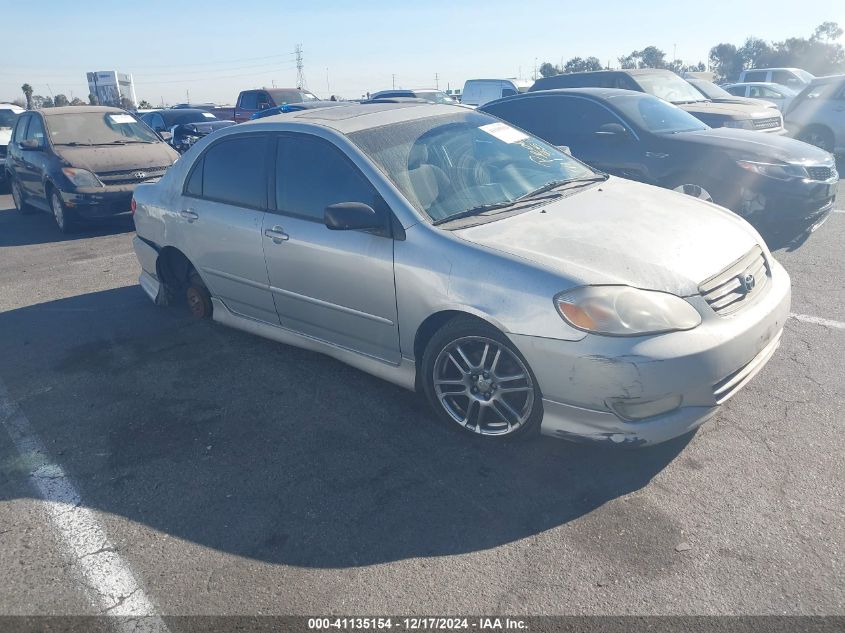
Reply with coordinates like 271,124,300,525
130,198,137,215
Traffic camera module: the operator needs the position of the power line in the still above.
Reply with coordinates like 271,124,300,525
134,65,297,86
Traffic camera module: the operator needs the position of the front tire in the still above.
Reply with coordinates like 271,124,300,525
11,178,34,215
50,190,76,233
421,317,542,439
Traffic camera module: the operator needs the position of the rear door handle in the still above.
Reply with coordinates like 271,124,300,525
180,209,199,222
264,226,289,243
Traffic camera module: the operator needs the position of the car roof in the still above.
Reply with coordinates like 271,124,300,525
485,87,636,104
0,103,25,112
40,106,125,116
240,102,462,134
808,74,845,85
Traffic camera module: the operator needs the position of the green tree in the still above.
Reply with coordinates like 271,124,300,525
538,62,559,78
88,93,98,105
119,97,134,111
739,37,774,69
619,46,667,70
563,56,603,73
70,97,85,106
812,21,843,42
53,94,69,107
138,99,153,109
21,83,33,110
709,43,744,82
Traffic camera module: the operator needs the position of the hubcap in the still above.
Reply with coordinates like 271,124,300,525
51,193,64,229
673,183,713,202
433,336,535,436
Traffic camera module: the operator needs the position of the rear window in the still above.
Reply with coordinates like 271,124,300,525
743,71,767,82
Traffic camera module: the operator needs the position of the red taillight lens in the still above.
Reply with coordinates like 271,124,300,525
130,198,137,215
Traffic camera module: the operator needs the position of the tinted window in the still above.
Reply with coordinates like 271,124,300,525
488,96,617,145
185,157,203,196
726,86,746,96
276,135,379,221
201,135,268,208
13,115,30,143
145,113,165,131
744,71,767,82
772,71,802,87
501,88,517,98
610,94,708,133
239,91,259,109
24,116,46,145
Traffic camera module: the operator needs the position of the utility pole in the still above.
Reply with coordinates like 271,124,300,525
673,43,677,62
186,89,190,103
435,73,439,90
295,44,306,89
392,73,396,89
533,57,537,81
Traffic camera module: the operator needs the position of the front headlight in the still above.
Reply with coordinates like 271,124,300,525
722,119,755,130
61,167,103,188
555,286,701,336
736,160,808,181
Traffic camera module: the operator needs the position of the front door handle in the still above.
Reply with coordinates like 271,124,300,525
264,226,289,243
180,209,199,222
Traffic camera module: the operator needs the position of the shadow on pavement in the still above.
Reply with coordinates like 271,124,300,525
0,202,134,247
0,286,690,568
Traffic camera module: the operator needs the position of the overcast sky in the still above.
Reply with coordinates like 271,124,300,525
2,0,842,105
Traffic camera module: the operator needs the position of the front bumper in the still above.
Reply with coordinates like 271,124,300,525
59,184,139,218
733,174,837,233
511,259,791,445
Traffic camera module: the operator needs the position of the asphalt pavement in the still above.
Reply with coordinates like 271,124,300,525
0,183,842,622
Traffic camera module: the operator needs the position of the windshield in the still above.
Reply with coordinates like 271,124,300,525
417,91,457,104
169,111,217,125
690,79,732,99
0,109,20,129
272,90,318,104
610,94,708,134
349,111,596,223
46,112,160,145
636,73,706,103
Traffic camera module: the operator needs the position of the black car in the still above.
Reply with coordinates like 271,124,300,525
530,69,784,133
686,78,778,110
140,109,235,153
5,106,179,232
480,88,837,235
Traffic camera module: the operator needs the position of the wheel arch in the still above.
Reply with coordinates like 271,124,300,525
155,245,200,305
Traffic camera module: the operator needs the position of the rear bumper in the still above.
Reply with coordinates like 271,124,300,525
510,259,791,445
133,236,161,303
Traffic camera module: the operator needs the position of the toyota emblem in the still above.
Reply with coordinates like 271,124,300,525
739,273,756,294
133,171,147,180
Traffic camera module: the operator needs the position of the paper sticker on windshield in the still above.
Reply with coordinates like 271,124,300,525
479,122,528,144
202,112,215,118
107,114,136,124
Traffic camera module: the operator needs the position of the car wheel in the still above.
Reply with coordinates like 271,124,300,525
421,317,542,439
797,126,834,153
186,270,212,319
671,182,715,203
11,178,34,215
50,190,75,233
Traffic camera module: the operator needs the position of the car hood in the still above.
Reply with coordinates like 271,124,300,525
0,128,11,147
52,142,178,173
453,177,760,296
710,96,779,109
676,100,776,121
671,127,833,163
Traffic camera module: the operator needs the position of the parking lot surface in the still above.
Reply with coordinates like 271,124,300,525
0,184,843,619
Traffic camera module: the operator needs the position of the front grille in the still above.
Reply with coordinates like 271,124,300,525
806,166,835,181
96,165,169,185
699,245,770,315
752,116,782,130
712,332,782,404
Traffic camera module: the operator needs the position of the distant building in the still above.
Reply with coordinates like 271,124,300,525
86,71,137,108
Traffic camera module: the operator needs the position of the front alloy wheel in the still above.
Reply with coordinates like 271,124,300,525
429,331,538,437
51,190,71,233
12,179,31,214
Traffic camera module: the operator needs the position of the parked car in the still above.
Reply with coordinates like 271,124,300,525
686,78,778,110
531,70,785,133
140,108,235,153
480,88,837,235
5,106,179,232
461,79,533,107
233,88,319,123
784,74,845,154
738,68,814,90
170,102,218,111
0,103,24,189
131,102,790,446
722,83,798,111
250,100,341,120
370,89,456,104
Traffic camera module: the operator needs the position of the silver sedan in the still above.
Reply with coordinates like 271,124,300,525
131,103,790,445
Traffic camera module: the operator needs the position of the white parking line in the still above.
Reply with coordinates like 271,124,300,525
789,313,845,330
0,380,169,633
834,209,844,214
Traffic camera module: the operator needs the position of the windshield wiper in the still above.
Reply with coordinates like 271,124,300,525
56,142,94,146
432,201,517,225
515,174,608,202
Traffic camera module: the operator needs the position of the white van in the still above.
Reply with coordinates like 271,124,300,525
737,68,814,90
461,79,533,107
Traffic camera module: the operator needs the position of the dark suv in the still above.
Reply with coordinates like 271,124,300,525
5,106,179,232
531,69,785,133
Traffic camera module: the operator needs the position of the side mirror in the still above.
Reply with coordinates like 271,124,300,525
159,131,172,142
258,103,270,110
20,139,43,151
324,202,384,232
595,123,629,139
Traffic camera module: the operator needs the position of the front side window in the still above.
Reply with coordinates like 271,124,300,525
24,115,46,145
239,92,259,109
45,112,159,145
197,135,268,208
349,111,595,223
609,94,708,134
726,86,746,96
276,135,380,221
13,114,30,143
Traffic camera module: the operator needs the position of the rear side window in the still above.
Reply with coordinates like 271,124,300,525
276,135,380,221
743,71,767,82
488,96,617,145
239,91,259,109
194,135,268,208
